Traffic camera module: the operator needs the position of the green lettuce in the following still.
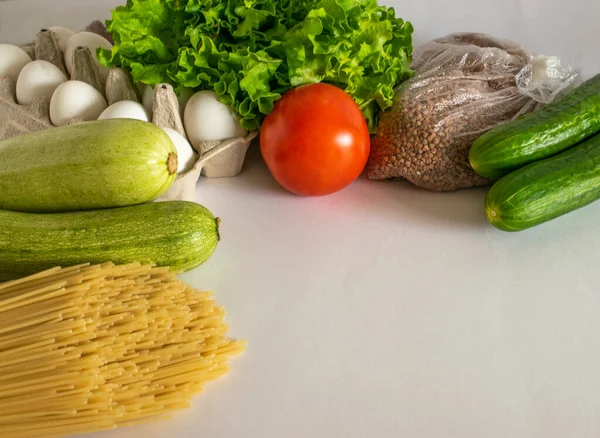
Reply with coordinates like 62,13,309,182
99,0,414,132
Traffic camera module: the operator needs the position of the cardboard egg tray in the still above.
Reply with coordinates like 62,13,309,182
0,21,256,203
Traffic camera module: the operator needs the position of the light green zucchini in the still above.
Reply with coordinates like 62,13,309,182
0,119,178,212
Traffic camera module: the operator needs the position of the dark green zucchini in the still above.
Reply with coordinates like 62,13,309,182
485,133,600,232
470,73,600,179
0,201,220,280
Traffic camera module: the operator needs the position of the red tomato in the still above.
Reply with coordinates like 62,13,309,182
260,83,371,197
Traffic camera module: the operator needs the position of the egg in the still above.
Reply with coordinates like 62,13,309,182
162,128,197,174
177,87,195,117
64,32,112,80
98,100,150,122
48,26,75,52
16,60,68,105
50,80,108,126
0,44,32,82
184,91,247,147
142,84,155,116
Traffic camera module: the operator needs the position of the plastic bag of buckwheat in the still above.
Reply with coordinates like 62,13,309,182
367,32,582,191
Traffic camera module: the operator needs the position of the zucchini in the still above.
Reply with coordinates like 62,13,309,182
470,73,600,179
485,133,600,232
0,119,178,213
0,201,220,280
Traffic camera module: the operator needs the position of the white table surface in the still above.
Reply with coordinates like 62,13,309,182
1,1,600,437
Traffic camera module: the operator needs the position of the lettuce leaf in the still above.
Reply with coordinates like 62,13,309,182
99,0,414,132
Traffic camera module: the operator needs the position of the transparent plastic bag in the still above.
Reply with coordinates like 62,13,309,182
367,33,582,191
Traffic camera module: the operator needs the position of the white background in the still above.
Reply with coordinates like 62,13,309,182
1,1,600,437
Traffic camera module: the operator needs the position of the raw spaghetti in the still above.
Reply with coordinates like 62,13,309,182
0,262,245,438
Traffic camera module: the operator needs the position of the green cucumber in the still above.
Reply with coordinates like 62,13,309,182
470,73,600,179
0,201,220,280
485,133,600,232
0,119,178,213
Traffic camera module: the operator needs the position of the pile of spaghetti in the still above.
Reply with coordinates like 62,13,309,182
0,263,245,438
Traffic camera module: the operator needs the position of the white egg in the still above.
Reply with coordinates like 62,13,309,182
142,84,155,117
0,44,32,82
162,128,197,174
184,91,247,146
177,87,195,117
64,32,112,80
50,80,108,127
48,26,75,52
16,60,68,105
98,100,150,122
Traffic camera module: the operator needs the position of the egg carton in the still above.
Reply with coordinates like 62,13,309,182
0,20,256,203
